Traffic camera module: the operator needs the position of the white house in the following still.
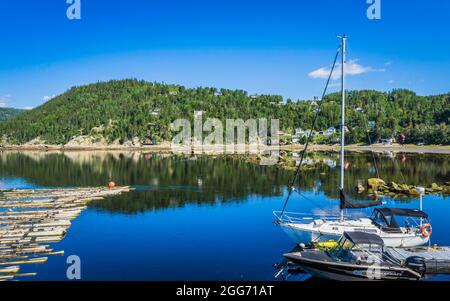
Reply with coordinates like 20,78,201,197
381,138,393,145
151,109,160,116
295,128,304,135
327,127,336,133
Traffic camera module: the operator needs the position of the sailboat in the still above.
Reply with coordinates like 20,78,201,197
274,35,431,248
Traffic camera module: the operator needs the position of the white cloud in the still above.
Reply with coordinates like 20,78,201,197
42,95,56,102
388,80,395,84
0,94,12,107
384,61,392,66
24,106,34,110
308,59,385,80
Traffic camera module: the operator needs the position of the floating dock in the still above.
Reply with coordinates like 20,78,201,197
0,186,132,281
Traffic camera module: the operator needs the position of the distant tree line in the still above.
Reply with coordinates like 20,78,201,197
0,79,448,145
0,108,24,122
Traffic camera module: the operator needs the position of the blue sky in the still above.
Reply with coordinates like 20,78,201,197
0,0,449,109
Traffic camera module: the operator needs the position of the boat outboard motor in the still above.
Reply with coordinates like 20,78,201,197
405,256,426,277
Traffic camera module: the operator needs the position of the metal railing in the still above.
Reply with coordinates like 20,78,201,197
273,211,353,224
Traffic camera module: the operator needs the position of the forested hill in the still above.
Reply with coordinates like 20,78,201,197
0,79,449,145
0,108,24,122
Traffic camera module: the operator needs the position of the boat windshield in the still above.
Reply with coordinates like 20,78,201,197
328,237,383,263
327,237,353,260
371,209,428,232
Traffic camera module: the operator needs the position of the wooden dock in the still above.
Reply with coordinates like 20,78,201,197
0,186,132,281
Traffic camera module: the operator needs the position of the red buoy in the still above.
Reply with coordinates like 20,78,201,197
108,181,116,189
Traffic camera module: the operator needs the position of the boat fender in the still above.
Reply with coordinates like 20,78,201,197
421,224,432,238
108,181,116,189
405,256,426,277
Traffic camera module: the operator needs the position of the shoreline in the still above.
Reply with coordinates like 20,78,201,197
1,144,450,154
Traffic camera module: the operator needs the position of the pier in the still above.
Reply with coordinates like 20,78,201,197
0,186,132,281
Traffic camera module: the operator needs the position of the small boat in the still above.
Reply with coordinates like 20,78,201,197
284,231,424,281
275,35,432,248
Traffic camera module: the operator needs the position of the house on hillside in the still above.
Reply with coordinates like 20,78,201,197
303,131,313,138
316,127,336,137
380,138,393,145
142,137,154,145
294,128,304,135
151,109,160,116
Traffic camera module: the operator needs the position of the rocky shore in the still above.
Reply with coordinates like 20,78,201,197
1,142,450,154
365,178,450,197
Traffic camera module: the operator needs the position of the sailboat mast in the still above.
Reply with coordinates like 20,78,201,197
340,35,347,221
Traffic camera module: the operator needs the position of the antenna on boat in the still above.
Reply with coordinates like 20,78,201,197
338,34,347,222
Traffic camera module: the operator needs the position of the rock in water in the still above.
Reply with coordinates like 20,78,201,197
388,182,400,191
367,178,386,190
431,183,443,191
399,184,410,192
408,188,420,197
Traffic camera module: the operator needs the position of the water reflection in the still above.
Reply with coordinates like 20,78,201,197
0,151,449,214
0,151,449,281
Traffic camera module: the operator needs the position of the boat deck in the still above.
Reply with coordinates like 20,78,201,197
387,247,450,261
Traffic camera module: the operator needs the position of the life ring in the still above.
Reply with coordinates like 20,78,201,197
421,224,432,238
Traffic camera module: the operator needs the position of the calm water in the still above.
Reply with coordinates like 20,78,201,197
0,151,449,281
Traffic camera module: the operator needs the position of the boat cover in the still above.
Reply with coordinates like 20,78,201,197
344,231,384,246
340,189,382,210
374,208,428,219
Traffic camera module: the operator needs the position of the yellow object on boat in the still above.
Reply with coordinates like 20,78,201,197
314,240,339,250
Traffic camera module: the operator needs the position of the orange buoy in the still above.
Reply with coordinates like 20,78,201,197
421,224,432,238
108,181,116,189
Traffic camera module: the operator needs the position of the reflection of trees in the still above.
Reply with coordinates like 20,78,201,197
295,152,450,201
0,152,448,213
0,152,290,213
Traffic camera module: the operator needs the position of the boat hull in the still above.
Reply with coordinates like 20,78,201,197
285,252,420,281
